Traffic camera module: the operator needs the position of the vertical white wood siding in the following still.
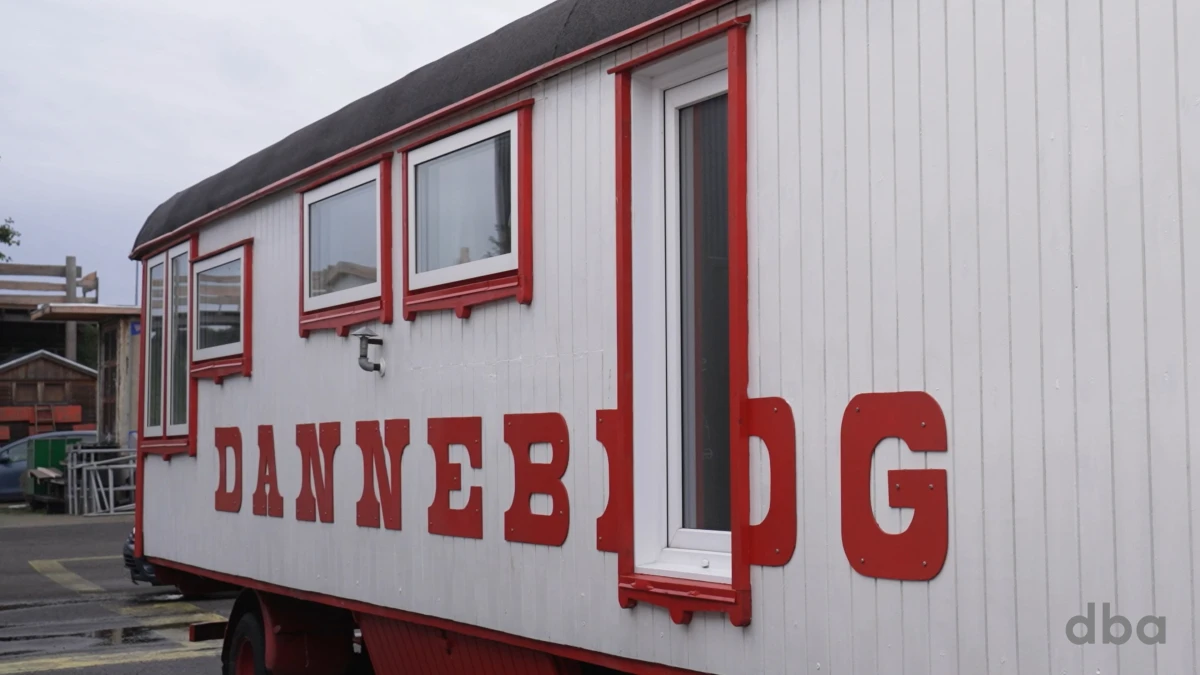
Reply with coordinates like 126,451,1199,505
144,0,1200,672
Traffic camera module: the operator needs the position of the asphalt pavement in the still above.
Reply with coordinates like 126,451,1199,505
0,508,233,675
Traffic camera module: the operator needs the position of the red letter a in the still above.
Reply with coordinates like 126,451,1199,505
252,425,283,518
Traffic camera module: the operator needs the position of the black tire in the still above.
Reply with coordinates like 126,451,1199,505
225,612,267,675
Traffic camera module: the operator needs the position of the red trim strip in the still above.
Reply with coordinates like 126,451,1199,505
134,259,147,556
613,71,635,580
608,15,752,74
400,105,534,320
187,236,199,456
147,557,705,675
141,437,190,458
297,157,392,337
299,299,385,338
129,0,732,260
191,237,254,264
726,19,750,601
396,99,533,154
293,152,392,195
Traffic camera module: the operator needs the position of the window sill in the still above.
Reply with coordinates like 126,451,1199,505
191,355,250,385
140,436,191,459
299,297,387,338
617,572,748,626
403,272,530,320
635,550,732,584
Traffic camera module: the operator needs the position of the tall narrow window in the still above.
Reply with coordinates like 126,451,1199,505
145,259,165,434
630,62,733,584
166,247,189,435
678,93,730,533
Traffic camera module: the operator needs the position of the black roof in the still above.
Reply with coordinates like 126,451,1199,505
133,0,694,255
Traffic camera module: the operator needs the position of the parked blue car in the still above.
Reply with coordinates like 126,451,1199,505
0,430,97,501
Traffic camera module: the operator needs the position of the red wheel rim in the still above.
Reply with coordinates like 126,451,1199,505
236,639,255,675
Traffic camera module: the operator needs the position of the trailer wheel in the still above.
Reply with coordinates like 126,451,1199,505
226,612,267,675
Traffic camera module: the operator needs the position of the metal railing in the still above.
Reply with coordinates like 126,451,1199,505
65,446,136,516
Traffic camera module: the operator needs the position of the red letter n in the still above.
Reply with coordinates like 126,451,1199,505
427,417,482,539
356,419,410,530
503,413,570,546
296,422,340,523
841,391,948,581
252,425,283,518
214,427,242,513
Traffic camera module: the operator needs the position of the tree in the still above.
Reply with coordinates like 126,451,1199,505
1,154,19,262
0,216,19,262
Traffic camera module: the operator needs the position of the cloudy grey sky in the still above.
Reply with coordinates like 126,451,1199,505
0,0,552,305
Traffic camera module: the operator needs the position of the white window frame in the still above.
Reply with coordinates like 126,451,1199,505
302,163,382,312
406,111,520,290
164,242,190,437
143,253,167,438
192,247,246,362
628,38,732,584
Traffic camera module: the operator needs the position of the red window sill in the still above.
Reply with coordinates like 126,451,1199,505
140,436,192,459
191,355,250,384
299,297,387,338
617,573,750,627
403,272,531,320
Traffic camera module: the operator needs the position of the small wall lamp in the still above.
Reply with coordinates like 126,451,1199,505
352,329,385,376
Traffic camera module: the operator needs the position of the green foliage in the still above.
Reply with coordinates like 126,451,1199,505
0,217,17,263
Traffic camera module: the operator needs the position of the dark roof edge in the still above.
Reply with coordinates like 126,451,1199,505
131,0,726,259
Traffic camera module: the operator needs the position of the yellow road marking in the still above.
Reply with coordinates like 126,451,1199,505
24,556,229,664
0,645,217,675
27,559,105,594
48,555,123,564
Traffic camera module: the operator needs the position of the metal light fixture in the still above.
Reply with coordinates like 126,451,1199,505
351,329,385,376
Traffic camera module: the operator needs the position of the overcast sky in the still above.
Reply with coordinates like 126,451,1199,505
0,0,553,305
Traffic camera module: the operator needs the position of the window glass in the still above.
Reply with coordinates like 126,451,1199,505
415,133,511,273
197,259,242,351
5,441,29,464
308,181,377,298
168,252,188,425
678,94,730,533
43,383,66,402
147,262,165,428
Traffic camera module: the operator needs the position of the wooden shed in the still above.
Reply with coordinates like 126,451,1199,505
0,350,95,442
30,304,142,448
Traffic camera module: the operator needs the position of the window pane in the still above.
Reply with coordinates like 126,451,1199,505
43,383,66,402
169,253,188,425
147,263,164,428
415,132,511,273
679,94,730,533
7,442,28,464
197,259,242,351
308,181,378,298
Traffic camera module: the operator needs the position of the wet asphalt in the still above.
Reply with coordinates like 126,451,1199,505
0,509,233,675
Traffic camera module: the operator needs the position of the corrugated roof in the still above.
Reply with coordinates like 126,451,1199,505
132,0,694,254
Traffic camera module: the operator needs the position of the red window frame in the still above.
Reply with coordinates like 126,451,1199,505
296,153,394,337
397,99,534,320
190,238,254,385
139,235,199,458
594,16,796,628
